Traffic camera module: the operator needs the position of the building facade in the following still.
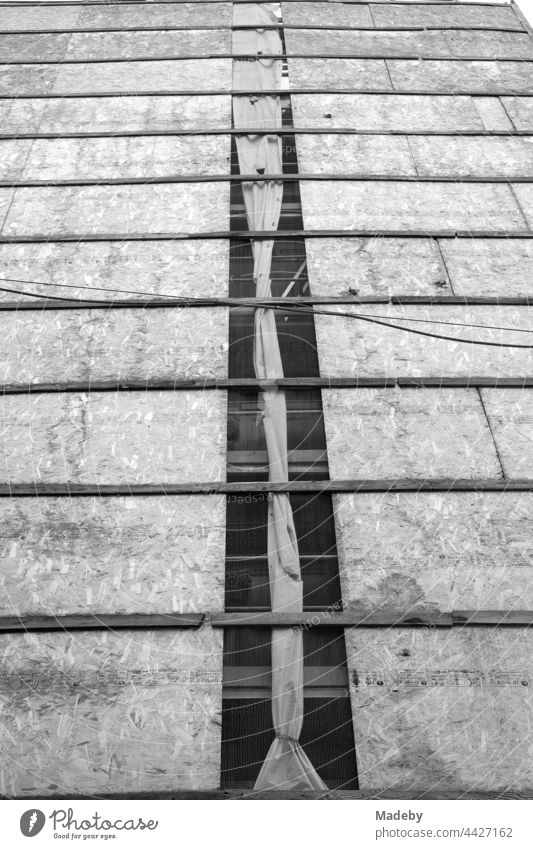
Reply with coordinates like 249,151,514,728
0,0,533,797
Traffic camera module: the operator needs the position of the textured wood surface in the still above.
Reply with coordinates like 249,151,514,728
481,388,533,477
0,628,223,796
300,181,526,231
292,93,495,131
0,494,225,616
315,305,533,377
0,239,228,302
334,491,533,612
0,307,228,382
322,387,501,479
0,390,227,484
0,94,231,135
388,59,533,94
0,183,229,236
347,628,533,791
441,238,533,296
502,95,533,130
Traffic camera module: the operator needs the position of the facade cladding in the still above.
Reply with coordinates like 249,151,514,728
0,0,533,798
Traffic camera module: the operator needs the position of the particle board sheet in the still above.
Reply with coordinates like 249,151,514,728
0,390,227,484
0,30,232,63
387,60,533,94
315,305,533,377
346,628,533,792
322,388,501,479
0,3,231,31
291,93,489,132
0,240,228,302
473,96,515,131
0,307,228,384
502,96,533,131
481,388,533,478
440,239,533,297
299,181,526,232
16,135,230,181
295,134,416,175
0,59,233,96
0,140,33,182
281,2,374,28
0,628,223,796
333,491,533,612
0,183,229,237
0,494,225,616
0,94,231,135
287,58,393,90
285,29,533,60
370,3,523,31
510,185,533,230
305,237,451,297
0,190,15,231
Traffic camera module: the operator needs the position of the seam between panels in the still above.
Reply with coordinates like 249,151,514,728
477,387,507,479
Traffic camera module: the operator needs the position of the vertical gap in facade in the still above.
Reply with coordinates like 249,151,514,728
221,2,358,791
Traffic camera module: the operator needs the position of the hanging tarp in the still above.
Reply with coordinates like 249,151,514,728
232,3,326,792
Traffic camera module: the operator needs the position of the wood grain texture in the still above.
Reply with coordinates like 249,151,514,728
305,237,450,296
371,3,523,31
315,305,533,377
0,494,225,616
0,183,229,237
502,96,533,130
299,181,526,231
481,388,533,477
291,93,487,132
295,134,416,175
322,387,501,479
388,60,533,94
333,491,533,611
0,628,223,796
0,3,231,31
281,2,374,28
441,238,533,297
288,58,392,90
0,390,227,484
347,628,533,791
17,136,230,180
0,239,228,302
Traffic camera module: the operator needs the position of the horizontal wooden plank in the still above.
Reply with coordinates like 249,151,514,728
3,88,533,99
5,53,533,64
3,790,533,800
1,129,533,140
0,614,205,631
2,230,533,242
212,611,454,627
0,479,530,496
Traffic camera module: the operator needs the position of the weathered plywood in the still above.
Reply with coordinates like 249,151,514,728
0,64,59,96
440,239,533,297
0,141,33,181
0,6,81,31
34,94,231,134
322,387,501,479
291,93,485,131
299,182,525,231
473,96,515,131
287,59,392,90
0,239,228,302
409,136,533,178
0,307,228,383
501,96,533,131
50,59,232,95
315,305,533,378
0,30,231,63
1,183,228,237
0,628,223,796
481,388,533,478
0,391,226,484
371,4,523,31
334,491,533,611
285,29,450,58
0,189,15,231
0,98,47,135
20,136,230,180
388,60,533,94
281,2,374,28
347,628,533,791
510,185,533,230
77,2,231,28
305,237,449,296
0,495,225,616
0,33,72,63
65,30,231,61
295,134,416,175
444,31,533,60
